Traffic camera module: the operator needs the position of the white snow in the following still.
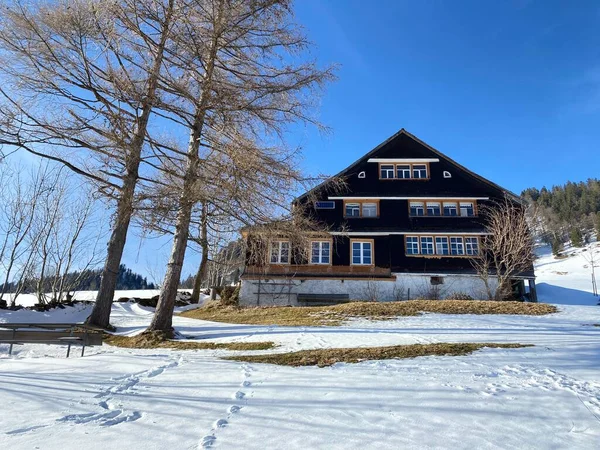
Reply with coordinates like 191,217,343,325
535,241,600,306
1,252,599,449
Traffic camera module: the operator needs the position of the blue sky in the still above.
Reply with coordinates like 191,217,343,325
293,0,600,194
10,0,600,281
131,0,600,279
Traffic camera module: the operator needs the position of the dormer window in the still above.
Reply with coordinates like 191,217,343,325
378,162,430,180
396,165,411,179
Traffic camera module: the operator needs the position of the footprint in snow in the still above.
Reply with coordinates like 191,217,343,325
201,435,216,448
233,391,245,400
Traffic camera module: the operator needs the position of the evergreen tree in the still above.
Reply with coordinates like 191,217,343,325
570,228,583,247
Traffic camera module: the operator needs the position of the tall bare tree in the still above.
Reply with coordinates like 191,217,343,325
0,0,178,327
143,0,335,335
471,198,535,300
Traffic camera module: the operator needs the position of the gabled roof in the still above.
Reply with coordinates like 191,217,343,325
296,128,522,203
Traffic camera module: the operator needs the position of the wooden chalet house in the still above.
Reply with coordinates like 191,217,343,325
239,129,536,306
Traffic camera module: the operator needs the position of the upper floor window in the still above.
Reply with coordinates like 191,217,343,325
380,164,395,179
315,201,335,210
413,164,428,179
378,163,429,180
443,202,458,216
409,199,478,217
427,202,441,216
270,240,290,264
345,203,360,217
344,200,379,218
397,165,411,179
311,240,331,264
460,202,475,217
410,201,425,216
351,240,373,265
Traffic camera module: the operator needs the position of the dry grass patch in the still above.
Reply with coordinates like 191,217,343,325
104,333,276,351
180,300,557,327
225,343,533,367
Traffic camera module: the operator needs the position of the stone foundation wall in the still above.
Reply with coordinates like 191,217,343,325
239,273,497,306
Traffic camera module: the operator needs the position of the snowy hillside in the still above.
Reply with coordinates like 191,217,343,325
535,241,599,306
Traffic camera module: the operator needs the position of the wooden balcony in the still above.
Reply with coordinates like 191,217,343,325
242,264,394,280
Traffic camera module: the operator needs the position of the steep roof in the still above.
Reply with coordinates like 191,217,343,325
296,128,522,203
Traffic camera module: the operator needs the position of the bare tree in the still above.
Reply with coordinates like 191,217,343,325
0,0,178,327
471,198,535,300
141,0,335,335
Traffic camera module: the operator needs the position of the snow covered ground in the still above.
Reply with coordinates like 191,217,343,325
1,248,599,449
535,241,600,306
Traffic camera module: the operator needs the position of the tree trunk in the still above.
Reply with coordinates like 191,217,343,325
146,3,222,334
87,1,176,329
190,203,209,303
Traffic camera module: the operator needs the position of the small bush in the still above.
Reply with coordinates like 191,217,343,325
445,292,474,301
219,284,240,306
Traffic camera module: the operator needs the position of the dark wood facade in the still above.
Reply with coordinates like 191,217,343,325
243,129,534,282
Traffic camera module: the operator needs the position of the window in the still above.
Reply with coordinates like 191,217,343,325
352,241,372,265
380,164,395,179
443,171,452,178
344,200,378,218
450,237,464,255
410,201,425,216
435,237,449,255
465,237,479,255
406,236,419,255
397,165,411,179
406,235,479,257
420,236,434,255
444,202,458,216
430,276,444,285
413,164,428,179
427,202,441,216
378,163,430,180
460,202,475,217
315,201,335,209
311,241,331,264
362,203,377,217
358,171,366,179
270,241,290,264
345,203,360,217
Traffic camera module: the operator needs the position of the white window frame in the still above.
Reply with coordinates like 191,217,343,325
465,237,479,255
410,201,425,216
435,236,449,255
450,237,464,255
426,202,441,216
460,202,475,217
406,236,420,255
351,240,373,265
310,240,331,265
443,202,458,216
270,240,290,264
396,164,411,179
345,202,360,217
412,164,428,179
380,164,395,179
420,236,434,255
362,203,378,218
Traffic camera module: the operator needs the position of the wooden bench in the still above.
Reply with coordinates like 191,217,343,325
297,293,350,307
0,323,104,357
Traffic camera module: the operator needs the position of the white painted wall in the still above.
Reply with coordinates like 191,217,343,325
239,273,498,306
